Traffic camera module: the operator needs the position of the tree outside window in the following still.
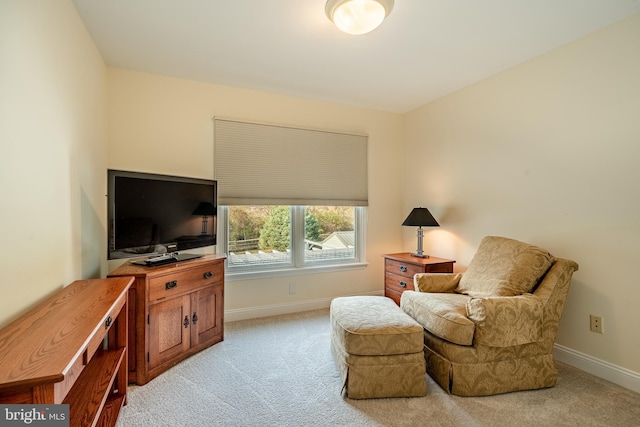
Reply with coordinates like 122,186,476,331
226,206,358,268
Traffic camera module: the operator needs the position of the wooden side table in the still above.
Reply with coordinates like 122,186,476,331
383,253,455,305
0,277,132,427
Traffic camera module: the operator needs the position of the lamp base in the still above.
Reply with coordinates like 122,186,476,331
411,252,430,258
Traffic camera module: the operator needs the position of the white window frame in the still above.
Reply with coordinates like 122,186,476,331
218,206,367,281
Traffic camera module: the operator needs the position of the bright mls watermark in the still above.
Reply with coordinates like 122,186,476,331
1,405,69,426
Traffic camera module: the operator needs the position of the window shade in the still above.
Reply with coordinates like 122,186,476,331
214,118,368,206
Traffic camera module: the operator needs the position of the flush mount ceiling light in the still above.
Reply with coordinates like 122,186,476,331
325,0,394,35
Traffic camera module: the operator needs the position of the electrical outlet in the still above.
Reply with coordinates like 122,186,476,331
289,283,296,295
590,315,603,334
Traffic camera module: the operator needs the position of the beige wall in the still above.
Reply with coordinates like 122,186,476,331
0,0,107,326
106,69,405,317
404,14,640,373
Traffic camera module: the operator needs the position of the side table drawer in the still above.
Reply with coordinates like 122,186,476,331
385,272,415,293
84,294,126,364
385,259,424,278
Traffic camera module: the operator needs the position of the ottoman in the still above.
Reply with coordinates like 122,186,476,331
330,296,427,399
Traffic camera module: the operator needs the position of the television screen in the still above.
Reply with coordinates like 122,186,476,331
107,170,217,260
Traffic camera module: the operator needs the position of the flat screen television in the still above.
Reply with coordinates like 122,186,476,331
107,169,217,261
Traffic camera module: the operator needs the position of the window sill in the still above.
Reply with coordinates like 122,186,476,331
225,262,369,282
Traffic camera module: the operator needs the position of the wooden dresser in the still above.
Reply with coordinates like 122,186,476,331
0,277,133,427
108,254,226,385
383,253,455,305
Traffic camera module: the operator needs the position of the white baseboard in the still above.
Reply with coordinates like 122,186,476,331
224,290,384,323
554,344,640,394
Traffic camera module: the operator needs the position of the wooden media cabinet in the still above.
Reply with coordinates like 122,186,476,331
108,253,226,385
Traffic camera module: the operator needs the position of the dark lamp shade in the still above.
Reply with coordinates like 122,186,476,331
402,207,439,227
192,202,216,216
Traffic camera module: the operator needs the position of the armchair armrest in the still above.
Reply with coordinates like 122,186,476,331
414,273,463,293
466,294,544,347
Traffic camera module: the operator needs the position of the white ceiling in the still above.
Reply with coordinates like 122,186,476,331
71,0,640,113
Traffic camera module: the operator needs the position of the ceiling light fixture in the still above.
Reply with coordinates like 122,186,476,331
325,0,394,35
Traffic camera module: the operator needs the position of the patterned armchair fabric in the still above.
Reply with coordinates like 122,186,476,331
400,236,579,396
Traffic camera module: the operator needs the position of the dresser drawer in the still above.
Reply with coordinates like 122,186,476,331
385,272,415,293
149,263,223,302
385,259,424,278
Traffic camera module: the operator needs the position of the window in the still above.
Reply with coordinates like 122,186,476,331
214,118,368,278
219,205,366,277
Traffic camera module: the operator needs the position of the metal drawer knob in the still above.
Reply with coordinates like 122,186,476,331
203,271,213,279
399,265,407,272
165,280,178,290
399,281,407,288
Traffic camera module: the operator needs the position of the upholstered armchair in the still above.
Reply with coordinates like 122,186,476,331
400,236,579,396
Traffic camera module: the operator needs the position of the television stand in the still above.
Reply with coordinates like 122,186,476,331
109,254,226,385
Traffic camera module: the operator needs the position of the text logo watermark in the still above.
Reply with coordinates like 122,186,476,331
0,405,69,426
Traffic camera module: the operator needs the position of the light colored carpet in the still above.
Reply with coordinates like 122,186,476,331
117,309,640,427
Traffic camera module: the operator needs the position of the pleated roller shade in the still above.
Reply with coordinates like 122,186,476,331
214,118,368,206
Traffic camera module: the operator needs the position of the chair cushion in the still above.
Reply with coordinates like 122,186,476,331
401,291,475,346
455,236,554,298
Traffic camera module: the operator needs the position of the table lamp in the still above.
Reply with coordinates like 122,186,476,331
402,207,439,258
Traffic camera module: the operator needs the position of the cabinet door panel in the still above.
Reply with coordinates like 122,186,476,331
148,295,191,369
191,284,223,347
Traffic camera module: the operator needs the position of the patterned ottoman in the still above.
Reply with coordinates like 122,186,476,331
330,296,427,399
